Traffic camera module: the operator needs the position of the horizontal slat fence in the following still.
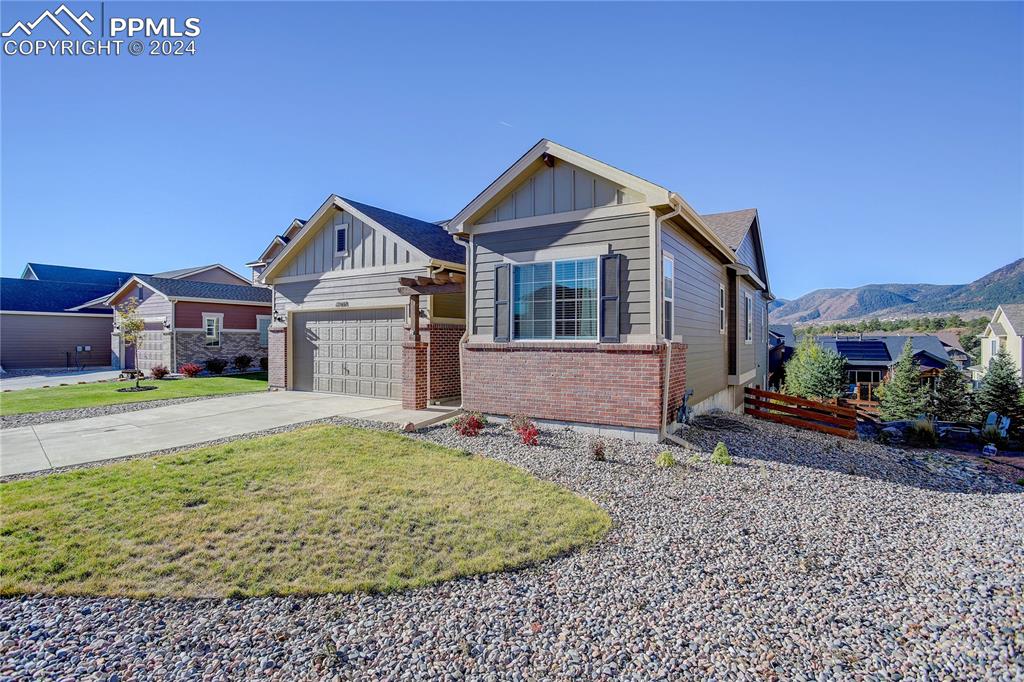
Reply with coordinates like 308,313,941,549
744,387,858,439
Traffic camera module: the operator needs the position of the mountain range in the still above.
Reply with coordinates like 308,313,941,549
769,258,1024,325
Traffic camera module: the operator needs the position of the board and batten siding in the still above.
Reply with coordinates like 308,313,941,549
471,212,651,338
661,223,729,405
279,210,416,278
273,267,428,315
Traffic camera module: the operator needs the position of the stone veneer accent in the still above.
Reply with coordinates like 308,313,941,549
402,341,429,410
424,323,465,400
268,326,287,389
175,332,267,373
461,342,686,431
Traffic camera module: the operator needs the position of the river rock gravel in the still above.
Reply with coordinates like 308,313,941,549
2,413,1021,680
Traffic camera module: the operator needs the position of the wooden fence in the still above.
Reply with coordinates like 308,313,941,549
744,387,858,439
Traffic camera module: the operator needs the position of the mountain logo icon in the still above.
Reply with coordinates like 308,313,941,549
2,4,95,37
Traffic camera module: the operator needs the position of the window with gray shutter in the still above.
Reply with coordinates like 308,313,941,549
494,263,510,342
600,254,621,343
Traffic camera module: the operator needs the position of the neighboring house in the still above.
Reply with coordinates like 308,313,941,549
932,329,972,369
256,196,466,400
817,334,951,403
445,139,772,440
978,304,1024,381
768,323,796,389
106,275,272,373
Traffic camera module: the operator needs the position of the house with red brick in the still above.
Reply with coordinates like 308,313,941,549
256,140,771,442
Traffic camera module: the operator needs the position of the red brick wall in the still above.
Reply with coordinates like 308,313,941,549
462,342,686,431
174,302,270,330
666,342,688,425
425,323,464,400
402,341,429,410
268,326,287,389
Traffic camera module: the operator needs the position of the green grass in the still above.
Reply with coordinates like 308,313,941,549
0,425,610,598
0,373,268,416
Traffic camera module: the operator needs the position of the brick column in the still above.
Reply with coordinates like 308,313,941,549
268,326,287,389
402,341,429,410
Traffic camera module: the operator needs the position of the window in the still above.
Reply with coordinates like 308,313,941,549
719,284,726,334
744,294,752,343
663,253,674,340
512,258,597,340
203,313,222,347
257,316,271,348
335,225,348,254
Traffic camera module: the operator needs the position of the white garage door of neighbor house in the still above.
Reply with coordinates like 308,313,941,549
291,308,404,398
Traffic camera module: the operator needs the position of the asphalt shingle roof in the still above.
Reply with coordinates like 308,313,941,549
700,209,757,250
769,324,796,348
136,276,271,304
25,263,135,289
1,278,115,314
999,304,1024,334
342,197,466,265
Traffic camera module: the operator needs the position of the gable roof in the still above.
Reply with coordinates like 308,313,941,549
151,264,250,285
134,276,271,304
700,209,758,250
997,304,1024,335
816,335,950,367
23,263,135,289
1,278,116,314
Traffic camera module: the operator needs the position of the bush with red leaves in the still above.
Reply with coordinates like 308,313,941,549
451,412,487,437
150,365,170,380
516,420,540,446
178,363,203,378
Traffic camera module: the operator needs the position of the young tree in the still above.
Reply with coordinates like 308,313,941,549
877,339,928,421
975,348,1024,423
931,364,971,422
782,335,846,400
117,298,146,388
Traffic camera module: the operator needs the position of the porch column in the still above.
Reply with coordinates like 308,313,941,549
402,340,429,410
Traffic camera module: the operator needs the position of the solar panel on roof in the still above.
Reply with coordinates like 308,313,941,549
835,340,891,362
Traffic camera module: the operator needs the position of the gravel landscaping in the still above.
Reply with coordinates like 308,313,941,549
2,413,1022,680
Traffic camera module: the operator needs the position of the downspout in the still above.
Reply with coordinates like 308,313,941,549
655,201,684,441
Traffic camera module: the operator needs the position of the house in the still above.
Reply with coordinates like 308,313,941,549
444,139,772,440
256,196,466,400
978,304,1024,381
768,323,796,389
932,330,972,369
816,334,951,403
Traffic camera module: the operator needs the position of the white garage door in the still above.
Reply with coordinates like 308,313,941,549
291,308,404,398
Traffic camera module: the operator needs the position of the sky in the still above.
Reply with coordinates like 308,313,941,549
1,1,1021,300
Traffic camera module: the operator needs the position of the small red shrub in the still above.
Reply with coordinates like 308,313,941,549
451,412,487,437
150,365,170,380
179,363,202,378
515,419,540,446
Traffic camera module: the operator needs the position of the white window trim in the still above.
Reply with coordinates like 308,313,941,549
510,257,601,342
203,312,224,348
719,284,727,335
744,294,753,344
663,252,674,341
256,314,271,348
335,224,349,255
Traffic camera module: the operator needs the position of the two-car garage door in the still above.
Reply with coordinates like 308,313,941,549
291,308,404,399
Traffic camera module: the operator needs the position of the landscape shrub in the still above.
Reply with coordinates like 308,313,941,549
178,363,203,378
905,419,938,448
233,354,254,371
507,414,531,432
150,365,170,380
687,452,702,467
980,425,1008,450
451,412,487,437
204,358,228,375
655,451,676,468
878,340,929,421
516,420,540,446
782,336,846,400
711,442,733,466
259,357,269,371
590,438,607,462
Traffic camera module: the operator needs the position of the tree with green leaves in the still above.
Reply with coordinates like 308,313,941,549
117,298,146,388
877,339,928,421
782,335,846,400
931,364,972,422
975,348,1024,423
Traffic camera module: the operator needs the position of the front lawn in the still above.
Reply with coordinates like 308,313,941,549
0,425,610,598
0,372,268,416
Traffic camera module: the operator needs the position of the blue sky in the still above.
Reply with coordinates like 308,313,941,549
1,1,1021,299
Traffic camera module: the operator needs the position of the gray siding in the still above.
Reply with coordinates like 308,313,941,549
274,267,427,314
662,224,729,405
0,313,113,369
735,231,767,284
281,210,416,278
472,212,650,338
475,160,643,225
180,268,247,285
738,281,757,375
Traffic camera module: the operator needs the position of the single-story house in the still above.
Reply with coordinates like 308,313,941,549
817,334,951,402
257,139,772,442
106,275,273,373
978,304,1024,381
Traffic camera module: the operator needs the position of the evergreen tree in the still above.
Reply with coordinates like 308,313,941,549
782,336,846,400
975,348,1024,422
878,339,928,421
931,364,971,422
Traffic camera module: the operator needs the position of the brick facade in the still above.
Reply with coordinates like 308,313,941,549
268,326,287,389
174,331,266,372
461,342,687,431
402,341,429,410
424,323,464,400
666,341,688,425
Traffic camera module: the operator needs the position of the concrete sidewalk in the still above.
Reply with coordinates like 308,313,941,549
1,368,122,391
1,391,456,477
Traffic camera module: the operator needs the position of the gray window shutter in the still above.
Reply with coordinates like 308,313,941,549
494,263,510,342
600,254,621,343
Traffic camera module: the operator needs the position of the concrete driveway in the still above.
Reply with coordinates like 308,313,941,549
1,391,456,477
1,368,122,391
